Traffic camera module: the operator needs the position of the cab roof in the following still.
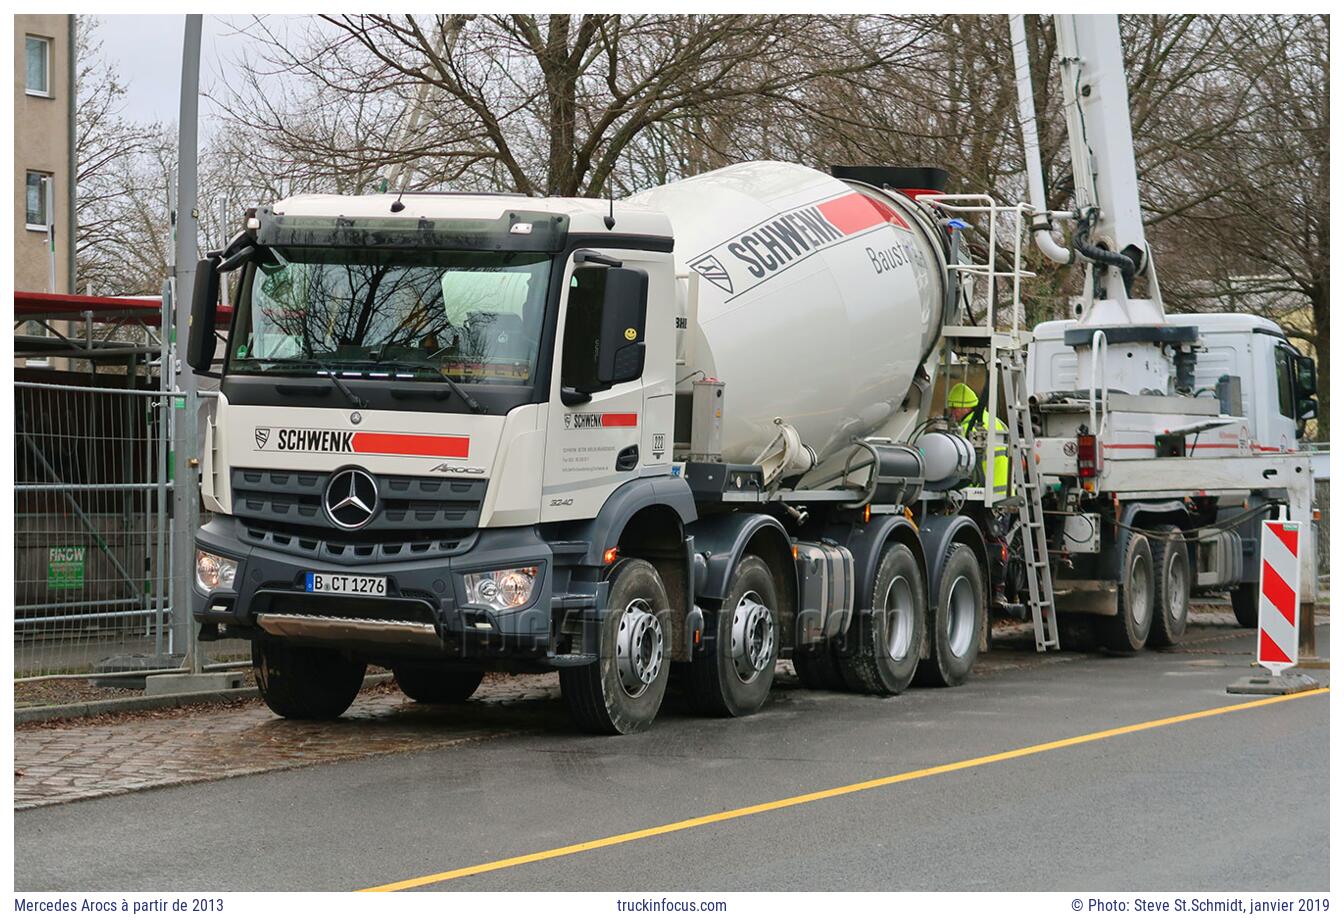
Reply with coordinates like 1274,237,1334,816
268,192,674,241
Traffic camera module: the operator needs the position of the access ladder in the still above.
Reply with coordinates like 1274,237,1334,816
1001,355,1059,651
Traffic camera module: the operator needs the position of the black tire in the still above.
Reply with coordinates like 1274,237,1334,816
839,542,927,695
1148,525,1190,648
393,664,484,703
689,555,779,717
1095,531,1155,654
1056,612,1098,652
560,558,671,734
252,639,366,720
792,643,848,691
915,543,985,687
1231,582,1259,628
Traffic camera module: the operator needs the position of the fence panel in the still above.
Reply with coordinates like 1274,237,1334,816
14,381,179,679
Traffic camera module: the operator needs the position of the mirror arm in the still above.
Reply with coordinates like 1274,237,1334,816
560,386,593,407
574,249,622,268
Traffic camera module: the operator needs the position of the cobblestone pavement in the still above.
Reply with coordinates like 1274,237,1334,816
13,607,1311,811
13,674,561,810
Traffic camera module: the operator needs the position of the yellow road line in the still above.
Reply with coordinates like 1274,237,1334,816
363,687,1328,892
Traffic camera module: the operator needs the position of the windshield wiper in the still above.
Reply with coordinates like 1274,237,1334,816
266,359,368,409
323,359,487,414
377,361,487,414
317,363,369,410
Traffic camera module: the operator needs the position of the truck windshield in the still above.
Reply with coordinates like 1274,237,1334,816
227,248,552,385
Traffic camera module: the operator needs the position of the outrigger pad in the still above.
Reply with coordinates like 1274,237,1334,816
1225,672,1321,696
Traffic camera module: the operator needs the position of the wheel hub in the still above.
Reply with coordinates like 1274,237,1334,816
615,599,663,698
730,591,775,683
1168,560,1188,620
885,576,916,661
947,575,976,658
1130,555,1152,630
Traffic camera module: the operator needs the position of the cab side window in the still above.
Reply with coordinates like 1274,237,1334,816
560,267,607,393
1274,347,1294,418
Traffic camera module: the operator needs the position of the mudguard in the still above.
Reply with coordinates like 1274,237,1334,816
563,475,698,568
824,515,927,613
686,513,793,602
918,514,988,609
1101,499,1186,581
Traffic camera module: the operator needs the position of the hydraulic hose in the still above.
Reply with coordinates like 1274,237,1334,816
1074,213,1136,295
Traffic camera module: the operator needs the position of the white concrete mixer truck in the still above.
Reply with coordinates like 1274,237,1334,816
185,160,1004,733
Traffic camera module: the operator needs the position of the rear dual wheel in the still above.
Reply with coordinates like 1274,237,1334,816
839,543,926,695
1148,525,1190,648
915,543,985,687
1095,531,1154,654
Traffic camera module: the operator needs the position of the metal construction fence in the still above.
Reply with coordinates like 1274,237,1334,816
14,380,247,682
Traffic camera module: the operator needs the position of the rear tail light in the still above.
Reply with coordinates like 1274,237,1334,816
1077,434,1100,489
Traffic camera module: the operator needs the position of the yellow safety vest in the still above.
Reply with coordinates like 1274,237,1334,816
961,412,1011,497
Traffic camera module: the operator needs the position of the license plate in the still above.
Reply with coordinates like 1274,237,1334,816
305,572,386,596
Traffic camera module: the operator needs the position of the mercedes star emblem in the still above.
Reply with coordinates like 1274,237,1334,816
350,411,362,425
324,468,378,530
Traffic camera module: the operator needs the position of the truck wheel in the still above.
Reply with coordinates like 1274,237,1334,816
393,664,484,704
1095,531,1155,654
1231,583,1259,628
560,558,671,734
1148,525,1190,648
915,543,984,688
689,555,779,717
252,640,366,720
840,542,927,695
792,644,848,691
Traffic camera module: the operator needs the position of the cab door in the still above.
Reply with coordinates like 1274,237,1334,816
541,255,649,522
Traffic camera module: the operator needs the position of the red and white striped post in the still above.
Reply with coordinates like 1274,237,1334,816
1256,520,1301,678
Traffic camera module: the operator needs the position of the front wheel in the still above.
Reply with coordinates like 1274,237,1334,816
560,559,672,734
252,640,366,720
689,555,779,717
394,664,484,703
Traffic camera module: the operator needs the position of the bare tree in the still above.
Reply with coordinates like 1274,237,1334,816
214,15,909,197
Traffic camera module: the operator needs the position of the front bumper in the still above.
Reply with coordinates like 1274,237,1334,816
193,515,593,659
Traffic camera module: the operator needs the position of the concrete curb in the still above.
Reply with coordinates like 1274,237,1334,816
15,672,395,726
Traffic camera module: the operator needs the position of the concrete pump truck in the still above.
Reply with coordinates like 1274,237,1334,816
185,14,1318,733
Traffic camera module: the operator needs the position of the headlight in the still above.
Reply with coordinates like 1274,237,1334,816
464,566,539,612
195,549,238,593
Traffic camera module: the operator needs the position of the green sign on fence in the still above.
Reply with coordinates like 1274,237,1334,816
47,546,86,590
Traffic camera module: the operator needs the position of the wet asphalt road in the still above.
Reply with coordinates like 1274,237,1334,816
15,622,1329,892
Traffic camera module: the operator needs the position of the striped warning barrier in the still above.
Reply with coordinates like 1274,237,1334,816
1257,520,1301,676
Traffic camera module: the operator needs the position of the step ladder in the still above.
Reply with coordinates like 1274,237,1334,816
1001,356,1060,652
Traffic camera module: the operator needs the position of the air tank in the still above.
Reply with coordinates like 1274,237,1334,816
628,161,947,470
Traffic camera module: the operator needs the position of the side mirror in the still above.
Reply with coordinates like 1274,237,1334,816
1294,355,1318,398
187,256,221,374
594,266,649,387
1297,396,1318,421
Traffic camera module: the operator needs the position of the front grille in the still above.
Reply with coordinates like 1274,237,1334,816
231,468,486,532
236,518,477,563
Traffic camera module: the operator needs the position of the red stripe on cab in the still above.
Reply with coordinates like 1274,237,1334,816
351,432,470,458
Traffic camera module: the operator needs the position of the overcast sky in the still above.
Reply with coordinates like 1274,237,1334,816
88,14,262,131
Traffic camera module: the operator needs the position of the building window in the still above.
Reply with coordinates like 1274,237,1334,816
26,35,52,97
26,171,51,229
